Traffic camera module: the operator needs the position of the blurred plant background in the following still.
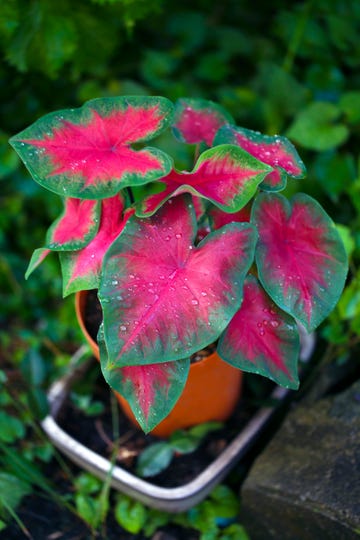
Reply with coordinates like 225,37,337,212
1,0,360,537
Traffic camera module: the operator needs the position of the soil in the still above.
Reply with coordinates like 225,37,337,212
56,362,261,488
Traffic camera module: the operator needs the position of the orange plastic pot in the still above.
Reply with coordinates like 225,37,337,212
75,290,243,437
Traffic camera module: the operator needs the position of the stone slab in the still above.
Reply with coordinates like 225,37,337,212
240,379,360,540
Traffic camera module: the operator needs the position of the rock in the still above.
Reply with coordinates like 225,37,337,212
240,379,360,540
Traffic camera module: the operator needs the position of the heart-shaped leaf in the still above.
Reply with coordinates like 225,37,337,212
137,144,272,216
214,125,306,191
99,195,257,367
218,275,300,389
46,198,100,250
9,96,174,199
252,192,348,331
172,98,233,146
136,442,174,477
286,102,349,151
99,325,189,433
60,194,131,296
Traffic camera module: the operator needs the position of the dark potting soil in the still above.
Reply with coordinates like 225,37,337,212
57,362,260,488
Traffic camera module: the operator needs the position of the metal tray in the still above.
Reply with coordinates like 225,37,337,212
41,332,314,512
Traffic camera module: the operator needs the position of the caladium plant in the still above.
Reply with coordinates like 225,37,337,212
10,95,348,433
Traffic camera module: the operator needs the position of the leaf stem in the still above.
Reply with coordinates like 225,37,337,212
127,187,134,204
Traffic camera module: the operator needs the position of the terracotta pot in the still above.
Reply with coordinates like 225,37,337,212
75,290,243,437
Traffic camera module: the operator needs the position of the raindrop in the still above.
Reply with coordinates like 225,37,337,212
175,233,182,239
191,299,199,305
120,325,127,332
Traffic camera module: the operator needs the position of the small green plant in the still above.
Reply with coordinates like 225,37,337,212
70,392,105,416
178,484,248,540
0,355,78,535
73,472,110,532
0,472,32,535
114,484,249,540
136,421,223,477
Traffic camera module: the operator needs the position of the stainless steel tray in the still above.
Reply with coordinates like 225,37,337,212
41,332,314,512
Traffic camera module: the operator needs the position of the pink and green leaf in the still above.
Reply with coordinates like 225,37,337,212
46,198,100,250
137,144,272,217
252,192,348,331
25,248,51,279
218,275,300,389
9,96,174,200
172,98,234,146
99,325,190,433
214,125,306,191
99,195,257,367
60,194,130,296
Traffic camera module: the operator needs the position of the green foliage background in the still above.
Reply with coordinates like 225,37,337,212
1,0,359,362
0,0,360,534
